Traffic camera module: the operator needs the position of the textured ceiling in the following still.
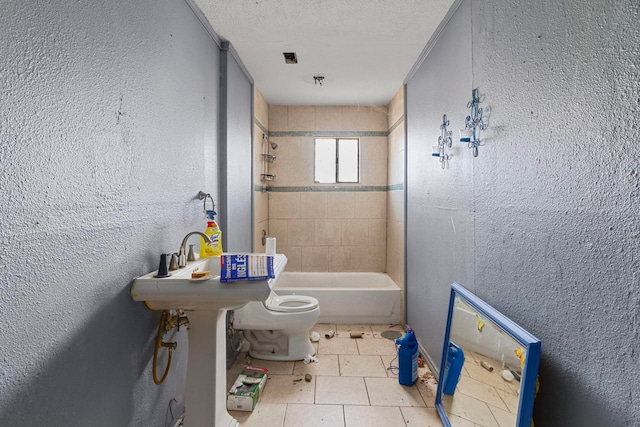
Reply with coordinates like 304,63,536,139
194,0,454,106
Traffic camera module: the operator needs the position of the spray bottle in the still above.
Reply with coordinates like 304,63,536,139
396,328,419,386
200,209,223,258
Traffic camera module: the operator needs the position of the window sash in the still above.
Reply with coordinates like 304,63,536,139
314,138,359,183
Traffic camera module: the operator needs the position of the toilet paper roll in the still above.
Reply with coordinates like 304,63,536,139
265,237,276,255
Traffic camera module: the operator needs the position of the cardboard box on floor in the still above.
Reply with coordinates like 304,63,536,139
227,366,269,412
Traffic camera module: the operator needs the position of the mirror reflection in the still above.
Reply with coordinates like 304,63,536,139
436,283,540,427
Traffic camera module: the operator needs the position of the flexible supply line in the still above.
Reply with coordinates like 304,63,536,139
153,310,177,385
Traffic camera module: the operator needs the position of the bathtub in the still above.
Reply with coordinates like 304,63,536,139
273,272,402,324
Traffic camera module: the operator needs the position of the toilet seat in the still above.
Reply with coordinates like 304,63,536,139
266,295,319,313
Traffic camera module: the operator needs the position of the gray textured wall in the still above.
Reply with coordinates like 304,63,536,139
0,1,221,425
406,0,639,425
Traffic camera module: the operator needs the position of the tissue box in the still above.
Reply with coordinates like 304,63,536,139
220,254,275,282
227,366,269,412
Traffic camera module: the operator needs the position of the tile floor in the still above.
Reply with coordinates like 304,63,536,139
226,324,443,427
441,350,521,427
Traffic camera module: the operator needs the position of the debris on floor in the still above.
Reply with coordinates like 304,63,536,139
309,331,320,342
419,371,437,384
417,357,425,368
349,331,363,338
304,374,312,382
324,330,335,339
480,361,494,372
303,353,318,364
227,366,269,412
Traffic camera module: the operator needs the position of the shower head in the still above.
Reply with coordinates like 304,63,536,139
263,133,277,150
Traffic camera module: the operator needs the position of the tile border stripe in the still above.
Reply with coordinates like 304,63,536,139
253,115,404,138
254,118,268,135
254,184,404,192
268,130,387,138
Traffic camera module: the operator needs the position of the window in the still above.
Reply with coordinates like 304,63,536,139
314,138,359,183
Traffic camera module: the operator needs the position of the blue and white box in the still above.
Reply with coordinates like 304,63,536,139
220,254,275,282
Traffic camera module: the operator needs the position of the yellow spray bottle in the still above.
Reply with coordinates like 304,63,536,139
200,209,223,257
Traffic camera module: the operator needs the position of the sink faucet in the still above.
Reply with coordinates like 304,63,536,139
178,231,213,268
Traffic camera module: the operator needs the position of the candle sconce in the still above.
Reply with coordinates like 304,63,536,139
432,114,453,169
460,88,487,157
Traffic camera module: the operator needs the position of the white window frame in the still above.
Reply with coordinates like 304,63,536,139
314,137,360,184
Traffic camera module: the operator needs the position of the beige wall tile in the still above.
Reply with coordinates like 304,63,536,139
362,156,389,186
254,87,269,129
386,249,404,289
316,106,344,131
281,245,301,271
388,125,405,157
388,86,404,127
387,190,404,223
368,219,387,246
268,219,288,245
341,218,369,246
288,219,315,246
298,136,315,161
355,192,387,219
387,152,404,187
295,159,315,186
328,246,357,271
254,191,269,223
269,192,300,219
270,160,311,186
353,245,387,272
370,105,389,131
288,106,316,131
300,246,329,272
342,106,371,131
361,136,389,160
268,105,287,131
270,136,300,160
327,192,355,218
387,219,403,253
300,192,328,218
315,218,342,245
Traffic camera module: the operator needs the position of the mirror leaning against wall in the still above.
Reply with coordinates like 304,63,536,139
436,283,541,427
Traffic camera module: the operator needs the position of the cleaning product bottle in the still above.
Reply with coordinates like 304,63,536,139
200,209,223,258
396,328,419,386
443,341,464,394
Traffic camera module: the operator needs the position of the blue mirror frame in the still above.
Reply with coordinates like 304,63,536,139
435,283,541,427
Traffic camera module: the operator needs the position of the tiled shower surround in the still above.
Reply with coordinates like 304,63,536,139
253,89,405,285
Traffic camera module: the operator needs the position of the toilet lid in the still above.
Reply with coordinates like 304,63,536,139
266,295,319,313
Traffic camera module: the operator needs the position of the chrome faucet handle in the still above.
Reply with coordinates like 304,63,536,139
169,253,179,270
178,247,186,268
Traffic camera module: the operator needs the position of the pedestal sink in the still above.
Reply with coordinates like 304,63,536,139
131,253,287,427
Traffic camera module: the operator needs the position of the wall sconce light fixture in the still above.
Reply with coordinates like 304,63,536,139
432,114,452,169
460,88,487,157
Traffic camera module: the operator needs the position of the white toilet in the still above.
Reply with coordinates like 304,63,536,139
232,290,320,361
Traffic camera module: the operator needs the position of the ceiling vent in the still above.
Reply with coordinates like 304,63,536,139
283,52,298,64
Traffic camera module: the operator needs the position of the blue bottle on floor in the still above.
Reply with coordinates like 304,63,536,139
443,341,464,395
396,329,418,386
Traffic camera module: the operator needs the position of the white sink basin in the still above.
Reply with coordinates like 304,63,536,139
131,253,287,427
132,254,287,310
